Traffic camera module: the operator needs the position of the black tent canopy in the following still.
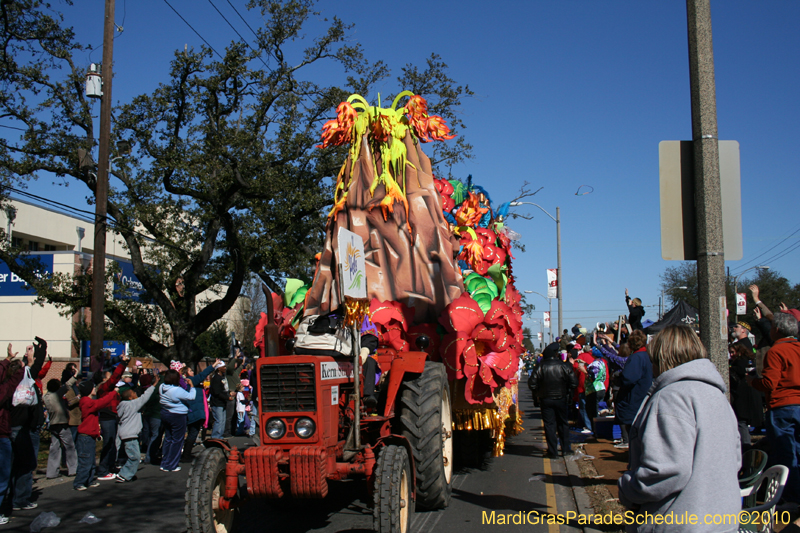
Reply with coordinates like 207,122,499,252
645,301,700,334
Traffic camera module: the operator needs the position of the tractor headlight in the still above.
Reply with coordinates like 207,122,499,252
266,418,286,439
295,417,316,439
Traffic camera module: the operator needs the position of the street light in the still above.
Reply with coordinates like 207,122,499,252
524,290,553,343
733,265,770,306
510,201,562,334
660,286,688,319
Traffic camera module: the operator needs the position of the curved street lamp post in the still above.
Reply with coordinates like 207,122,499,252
510,202,562,335
524,290,553,343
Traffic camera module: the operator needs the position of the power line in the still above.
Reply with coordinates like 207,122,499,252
6,187,190,254
207,0,272,72
225,0,261,40
730,222,800,274
162,0,223,59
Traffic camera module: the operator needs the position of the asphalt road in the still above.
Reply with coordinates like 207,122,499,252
5,389,583,533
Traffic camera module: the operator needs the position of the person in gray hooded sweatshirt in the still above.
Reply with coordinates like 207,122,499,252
115,384,156,482
618,325,741,533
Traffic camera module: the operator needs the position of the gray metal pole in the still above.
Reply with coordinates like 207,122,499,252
549,298,553,344
556,207,563,335
90,0,115,365
687,0,728,387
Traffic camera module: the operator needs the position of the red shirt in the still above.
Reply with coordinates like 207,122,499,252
572,353,594,394
751,338,800,409
96,363,126,415
77,392,118,439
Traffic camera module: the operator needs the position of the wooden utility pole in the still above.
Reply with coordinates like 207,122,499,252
687,0,728,385
90,0,115,365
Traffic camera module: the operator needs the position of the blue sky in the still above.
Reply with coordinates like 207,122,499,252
16,0,800,335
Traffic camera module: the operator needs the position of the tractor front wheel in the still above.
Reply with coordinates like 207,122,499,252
185,447,235,533
373,444,414,533
397,361,453,510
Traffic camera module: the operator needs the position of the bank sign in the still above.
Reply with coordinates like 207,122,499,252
0,255,54,296
113,260,149,302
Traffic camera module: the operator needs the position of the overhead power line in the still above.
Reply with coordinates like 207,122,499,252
731,222,800,275
163,0,223,59
6,187,189,254
207,0,272,72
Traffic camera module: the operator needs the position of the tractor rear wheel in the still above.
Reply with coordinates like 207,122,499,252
397,361,453,510
185,447,235,533
373,444,413,533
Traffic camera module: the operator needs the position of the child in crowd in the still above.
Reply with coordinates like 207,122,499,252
115,384,156,482
234,383,248,436
74,380,118,491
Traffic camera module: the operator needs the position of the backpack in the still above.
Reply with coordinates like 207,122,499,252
12,367,38,407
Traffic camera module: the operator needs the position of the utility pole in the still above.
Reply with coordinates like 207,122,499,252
90,0,115,366
556,206,562,335
687,0,728,385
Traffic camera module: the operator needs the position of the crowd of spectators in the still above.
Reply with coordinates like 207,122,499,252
0,340,260,525
525,284,800,527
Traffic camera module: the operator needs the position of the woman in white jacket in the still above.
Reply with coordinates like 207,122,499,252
618,325,741,533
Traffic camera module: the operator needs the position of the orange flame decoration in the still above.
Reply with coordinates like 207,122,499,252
455,192,489,227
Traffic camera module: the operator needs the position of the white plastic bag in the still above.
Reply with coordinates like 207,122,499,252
13,367,37,407
29,511,60,532
78,512,101,524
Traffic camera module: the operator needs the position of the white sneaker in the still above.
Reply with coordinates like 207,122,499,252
0,515,8,525
581,429,593,434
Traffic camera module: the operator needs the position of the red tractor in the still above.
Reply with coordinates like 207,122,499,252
185,301,453,533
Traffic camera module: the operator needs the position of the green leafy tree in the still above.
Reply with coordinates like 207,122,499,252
522,327,535,353
0,0,473,362
194,322,230,361
660,262,799,323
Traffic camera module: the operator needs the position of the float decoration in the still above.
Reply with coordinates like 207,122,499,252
309,93,527,455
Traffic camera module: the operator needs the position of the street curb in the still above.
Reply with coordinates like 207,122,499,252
565,456,604,533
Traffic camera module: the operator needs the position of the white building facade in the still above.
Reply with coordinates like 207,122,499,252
1,198,246,363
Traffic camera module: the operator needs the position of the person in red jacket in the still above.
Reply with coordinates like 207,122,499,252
73,380,118,491
1,347,25,525
747,312,800,505
94,355,128,480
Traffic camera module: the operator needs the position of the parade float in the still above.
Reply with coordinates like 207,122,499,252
188,92,528,533
260,91,526,457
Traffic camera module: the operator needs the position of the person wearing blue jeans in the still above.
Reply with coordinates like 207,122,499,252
0,438,12,524
158,370,196,472
74,434,99,490
179,361,218,461
74,379,118,490
0,356,25,525
209,362,231,439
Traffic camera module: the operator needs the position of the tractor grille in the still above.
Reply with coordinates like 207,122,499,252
261,363,316,412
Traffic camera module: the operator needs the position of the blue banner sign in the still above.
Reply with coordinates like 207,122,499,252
0,254,54,296
113,260,149,302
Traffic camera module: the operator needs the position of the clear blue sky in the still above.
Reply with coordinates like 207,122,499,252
18,0,800,334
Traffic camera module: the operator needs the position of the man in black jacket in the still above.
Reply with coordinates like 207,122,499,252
529,342,578,458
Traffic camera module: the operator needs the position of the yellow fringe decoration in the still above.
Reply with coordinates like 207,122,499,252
450,382,524,457
343,296,370,328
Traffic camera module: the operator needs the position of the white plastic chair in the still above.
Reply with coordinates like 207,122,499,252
738,465,790,533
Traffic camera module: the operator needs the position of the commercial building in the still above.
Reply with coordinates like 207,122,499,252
1,197,247,369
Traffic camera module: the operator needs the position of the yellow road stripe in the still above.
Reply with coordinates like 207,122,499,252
543,457,559,533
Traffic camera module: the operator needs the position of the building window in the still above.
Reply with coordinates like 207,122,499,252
11,237,22,248
44,244,57,251
28,241,39,251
